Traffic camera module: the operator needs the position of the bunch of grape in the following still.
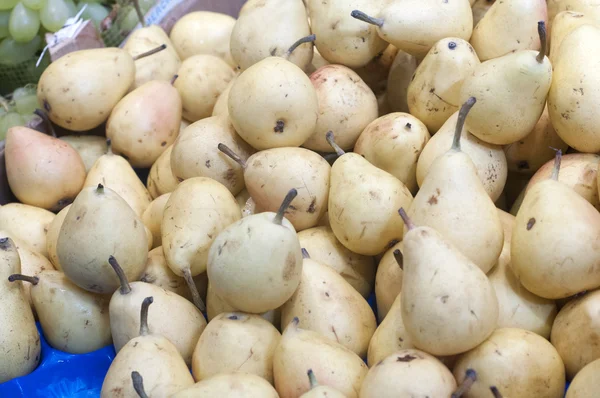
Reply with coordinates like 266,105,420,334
0,84,40,139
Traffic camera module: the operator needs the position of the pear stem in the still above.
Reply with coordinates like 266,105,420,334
132,0,146,27
274,189,298,225
451,97,477,151
131,371,149,398
139,296,153,336
398,208,415,231
218,143,247,168
7,274,39,285
108,256,131,295
286,34,316,58
182,268,206,312
301,248,310,259
106,138,113,155
452,369,477,398
325,131,345,156
307,369,318,389
550,148,562,181
34,109,56,137
96,183,104,194
393,249,403,270
490,386,503,398
350,10,384,27
170,74,178,85
536,21,547,63
132,44,167,61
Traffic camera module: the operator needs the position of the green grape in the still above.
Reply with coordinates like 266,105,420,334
0,35,41,64
76,2,108,29
12,84,36,100
64,0,75,17
0,10,10,38
9,2,40,43
118,0,155,32
0,112,25,140
15,94,40,115
40,0,69,32
22,0,45,11
0,0,18,11
21,113,39,124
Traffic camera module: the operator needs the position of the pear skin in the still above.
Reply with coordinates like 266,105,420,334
549,11,599,65
0,203,54,257
547,0,600,35
212,79,235,118
59,135,108,172
147,145,179,199
472,0,496,27
374,242,403,322
141,194,170,249
566,358,600,398
16,245,55,314
172,373,279,398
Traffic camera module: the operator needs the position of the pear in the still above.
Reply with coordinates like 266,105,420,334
566,358,600,398
212,78,235,118
171,116,255,196
84,141,152,217
398,209,499,356
353,44,399,95
169,11,236,65
59,135,108,172
548,24,600,152
472,0,496,27
281,251,376,357
354,112,430,194
306,0,388,68
171,373,279,398
57,184,148,294
147,145,179,199
302,65,378,152
551,290,600,379
273,318,369,398
123,25,181,90
141,194,170,249
386,50,418,113
101,297,195,397
11,242,55,314
174,54,236,122
162,177,240,310
235,188,251,213
470,0,548,61
106,79,182,168
547,0,600,34
511,151,600,299
460,22,552,145
297,225,375,298
0,237,40,383
191,312,281,383
5,127,86,211
374,242,403,322
453,328,565,397
230,0,313,71
0,203,54,257
549,11,599,65
351,0,473,58
108,257,207,365
299,369,346,398
327,132,413,256
489,210,557,338
8,270,111,353
46,205,70,271
408,99,504,272
207,189,303,313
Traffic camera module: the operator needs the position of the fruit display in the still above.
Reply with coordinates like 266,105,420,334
3,0,600,397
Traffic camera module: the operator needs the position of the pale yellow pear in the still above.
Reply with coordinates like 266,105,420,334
566,358,600,398
147,145,179,199
15,244,54,314
386,50,418,113
0,203,54,257
141,194,170,249
548,0,600,33
45,205,69,271
549,11,600,64
59,135,107,172
211,78,235,117
299,370,347,398
373,242,403,322
472,0,496,27
172,373,279,398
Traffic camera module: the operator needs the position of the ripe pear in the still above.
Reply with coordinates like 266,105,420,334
191,312,281,383
230,0,313,71
101,297,194,397
106,79,182,168
5,127,86,211
351,0,473,58
386,50,418,113
212,78,234,118
551,290,600,379
399,209,499,356
354,112,430,194
46,205,70,271
547,0,600,34
147,145,179,199
108,257,207,365
141,194,170,249
549,11,599,65
57,184,148,294
123,25,181,90
0,203,54,257
306,0,388,68
170,11,236,65
470,0,548,61
408,38,480,133
472,0,496,27
548,24,600,152
512,151,600,299
171,116,255,196
59,135,108,172
302,65,378,152
9,270,111,353
454,328,565,397
171,373,279,398
299,369,346,398
566,358,600,398
327,133,413,256
273,318,369,398
207,189,303,313
408,99,504,272
461,22,552,145
489,210,557,338
297,226,375,298
374,242,403,322
0,237,40,383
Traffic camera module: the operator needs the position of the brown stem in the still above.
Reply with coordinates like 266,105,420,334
132,44,167,61
96,183,104,194
393,249,403,270
490,386,503,398
286,34,316,58
550,148,562,181
325,131,345,156
218,143,247,168
536,21,547,63
34,109,56,138
351,10,384,27
131,371,149,398
452,97,477,151
106,138,113,155
132,0,146,27
301,248,310,259
452,369,477,398
307,369,318,389
274,188,298,225
397,208,415,230
8,274,39,285
183,268,206,312
108,256,131,295
139,296,153,336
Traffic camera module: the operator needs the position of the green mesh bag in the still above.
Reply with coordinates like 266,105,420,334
0,53,50,96
100,0,158,48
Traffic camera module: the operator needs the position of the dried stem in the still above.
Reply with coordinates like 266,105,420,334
218,143,247,168
452,97,477,151
452,369,477,398
286,34,316,58
301,248,310,259
108,256,131,295
139,296,153,336
397,208,415,231
537,21,547,63
307,369,318,389
7,274,39,285
550,148,562,181
132,44,167,61
393,249,403,270
325,131,345,156
274,189,298,225
183,268,206,312
350,10,384,27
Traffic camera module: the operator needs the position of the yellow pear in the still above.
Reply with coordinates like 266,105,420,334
472,0,496,27
0,203,54,257
566,358,600,398
147,145,179,199
141,194,170,249
549,11,599,64
548,0,600,34
374,242,403,322
211,78,234,118
299,369,346,398
59,135,108,172
386,50,418,113
171,373,279,398
46,204,70,271
14,243,55,314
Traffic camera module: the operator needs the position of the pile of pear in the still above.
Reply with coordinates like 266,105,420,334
2,0,600,396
